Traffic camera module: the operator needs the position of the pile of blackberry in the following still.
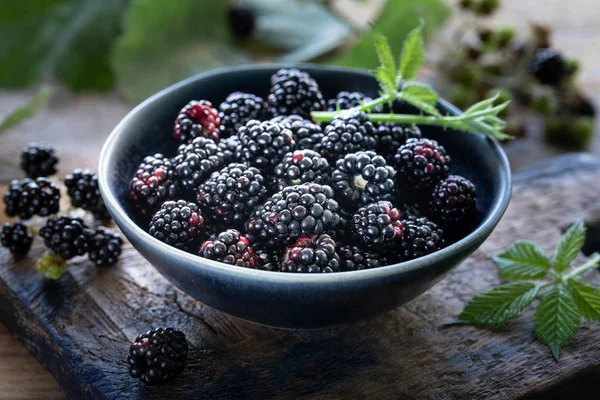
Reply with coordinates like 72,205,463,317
129,68,480,274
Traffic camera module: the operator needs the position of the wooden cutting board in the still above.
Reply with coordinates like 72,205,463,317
2,153,600,400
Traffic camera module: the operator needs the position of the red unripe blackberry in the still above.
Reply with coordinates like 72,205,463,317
317,112,377,162
235,119,296,173
352,201,403,249
20,143,59,178
129,154,179,215
395,138,451,189
173,100,221,143
398,215,445,261
272,150,330,192
174,137,231,191
269,115,324,150
127,327,188,384
429,175,477,227
338,245,388,271
149,200,205,250
4,177,61,219
39,216,93,260
1,222,33,255
199,229,257,269
267,68,325,118
88,226,123,267
218,92,266,137
281,234,340,273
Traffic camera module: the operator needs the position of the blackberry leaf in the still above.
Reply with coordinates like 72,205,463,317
373,33,397,95
534,286,580,360
458,282,538,327
397,91,440,117
398,21,425,82
553,220,586,273
402,82,438,108
567,279,600,321
493,241,551,280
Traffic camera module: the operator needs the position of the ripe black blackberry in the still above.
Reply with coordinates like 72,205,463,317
199,229,257,269
326,91,373,111
246,184,341,248
235,119,296,172
20,143,58,178
149,200,205,250
88,226,123,267
218,134,240,160
352,201,403,249
256,249,282,271
280,234,340,273
398,215,445,261
218,92,266,137
127,327,188,384
39,216,93,260
64,169,111,220
338,245,388,271
4,177,60,219
429,175,477,227
375,124,422,163
129,154,179,215
197,163,267,227
271,150,330,192
529,48,567,86
174,137,231,191
228,3,256,38
317,112,377,162
267,68,325,118
1,222,33,255
270,115,324,150
395,138,451,189
173,100,221,143
332,151,396,209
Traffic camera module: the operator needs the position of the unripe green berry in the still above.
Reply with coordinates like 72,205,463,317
36,251,68,280
474,0,501,16
459,0,474,10
568,117,595,148
494,27,516,48
450,85,478,109
566,57,580,77
532,94,558,116
450,65,482,88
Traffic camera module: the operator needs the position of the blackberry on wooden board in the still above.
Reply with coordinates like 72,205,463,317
20,143,59,178
395,138,451,189
338,245,388,271
174,137,231,191
199,229,257,269
4,177,61,219
65,169,111,220
271,150,330,192
88,226,124,267
39,216,93,260
280,234,340,273
269,115,324,150
127,327,188,384
352,201,403,249
228,3,256,38
218,92,266,137
529,48,567,86
129,154,179,215
398,215,446,261
1,222,33,255
173,100,221,143
235,119,296,173
317,112,377,162
429,175,478,227
149,200,205,250
267,68,325,118
36,251,68,280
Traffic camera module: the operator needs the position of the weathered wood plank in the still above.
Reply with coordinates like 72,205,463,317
1,153,600,399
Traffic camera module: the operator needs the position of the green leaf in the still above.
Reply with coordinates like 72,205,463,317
493,241,552,280
398,20,425,82
0,0,128,91
553,220,586,273
458,282,538,327
567,279,600,321
372,33,397,94
534,286,580,360
402,82,438,107
0,87,52,133
332,0,449,70
396,92,440,116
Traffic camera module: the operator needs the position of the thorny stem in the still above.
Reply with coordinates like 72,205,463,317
564,253,600,280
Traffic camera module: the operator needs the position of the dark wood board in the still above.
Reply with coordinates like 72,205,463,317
2,153,600,400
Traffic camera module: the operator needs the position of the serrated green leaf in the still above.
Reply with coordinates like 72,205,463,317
398,21,425,82
567,279,600,321
493,241,552,280
458,282,538,327
553,220,586,273
373,33,397,93
0,87,52,133
534,286,580,360
397,92,440,116
402,82,438,107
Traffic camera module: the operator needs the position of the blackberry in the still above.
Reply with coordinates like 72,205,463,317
375,124,422,163
228,3,256,38
256,249,282,271
270,115,324,150
235,119,296,172
197,163,267,227
338,245,388,271
127,327,188,384
246,184,340,248
271,150,330,192
352,201,403,249
149,200,205,250
332,151,396,209
395,138,451,189
39,216,93,260
326,91,373,111
267,68,325,118
64,169,111,220
4,177,61,219
173,100,221,143
429,175,477,227
199,229,257,269
218,92,266,137
20,143,59,178
1,222,33,255
317,112,377,162
88,227,123,267
529,48,567,86
280,234,340,273
36,251,68,280
398,215,445,261
218,134,240,160
174,137,231,191
129,154,179,215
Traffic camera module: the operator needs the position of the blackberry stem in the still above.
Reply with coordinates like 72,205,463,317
564,253,600,280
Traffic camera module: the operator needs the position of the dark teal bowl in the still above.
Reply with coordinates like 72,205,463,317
98,65,511,329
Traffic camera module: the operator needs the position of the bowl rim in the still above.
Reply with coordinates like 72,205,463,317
98,63,511,284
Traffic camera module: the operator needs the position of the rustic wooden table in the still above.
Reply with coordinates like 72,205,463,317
0,0,599,398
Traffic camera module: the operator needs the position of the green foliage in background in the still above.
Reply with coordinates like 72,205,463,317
0,87,52,133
